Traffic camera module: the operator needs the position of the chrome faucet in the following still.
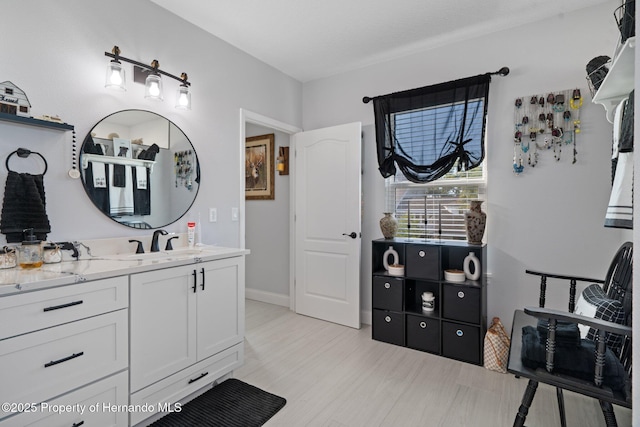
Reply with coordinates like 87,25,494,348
150,229,168,252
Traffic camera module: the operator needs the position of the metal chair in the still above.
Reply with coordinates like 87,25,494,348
507,242,632,427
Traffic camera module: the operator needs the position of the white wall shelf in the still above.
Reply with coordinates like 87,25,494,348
592,36,635,123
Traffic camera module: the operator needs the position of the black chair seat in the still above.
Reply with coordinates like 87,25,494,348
508,310,630,408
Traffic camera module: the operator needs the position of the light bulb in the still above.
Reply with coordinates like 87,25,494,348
110,69,122,86
149,82,160,97
178,92,188,106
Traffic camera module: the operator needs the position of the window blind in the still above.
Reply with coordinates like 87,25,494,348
386,170,486,240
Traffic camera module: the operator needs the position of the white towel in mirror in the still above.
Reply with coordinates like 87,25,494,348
92,161,106,188
109,164,134,216
135,166,147,190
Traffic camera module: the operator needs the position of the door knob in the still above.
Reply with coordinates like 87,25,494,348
342,232,357,239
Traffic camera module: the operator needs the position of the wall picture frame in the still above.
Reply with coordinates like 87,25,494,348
112,137,132,158
245,133,275,200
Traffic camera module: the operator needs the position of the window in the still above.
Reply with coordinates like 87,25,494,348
385,101,487,241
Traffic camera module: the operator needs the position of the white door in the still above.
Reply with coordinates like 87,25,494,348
294,122,361,329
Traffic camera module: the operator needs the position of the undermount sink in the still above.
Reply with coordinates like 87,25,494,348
168,247,207,255
100,246,210,261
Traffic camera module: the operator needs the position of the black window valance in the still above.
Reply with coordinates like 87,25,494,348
372,74,491,183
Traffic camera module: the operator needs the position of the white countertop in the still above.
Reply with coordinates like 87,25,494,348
0,245,249,296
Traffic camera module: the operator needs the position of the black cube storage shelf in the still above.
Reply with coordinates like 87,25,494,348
371,238,487,365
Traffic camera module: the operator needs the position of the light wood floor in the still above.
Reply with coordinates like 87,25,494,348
235,300,631,427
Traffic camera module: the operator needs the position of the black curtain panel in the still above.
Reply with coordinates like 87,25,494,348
372,74,491,183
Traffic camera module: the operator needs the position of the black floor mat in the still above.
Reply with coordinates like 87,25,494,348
150,378,286,427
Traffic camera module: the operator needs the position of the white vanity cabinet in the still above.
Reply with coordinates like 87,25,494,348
129,256,245,425
0,276,129,426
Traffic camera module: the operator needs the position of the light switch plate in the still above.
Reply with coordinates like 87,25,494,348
231,207,239,221
209,208,217,222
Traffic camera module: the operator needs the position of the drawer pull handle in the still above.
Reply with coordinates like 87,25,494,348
44,351,84,368
456,329,464,337
419,321,427,329
418,250,425,257
384,282,390,289
201,267,206,290
43,300,83,312
72,421,85,427
188,371,209,384
385,316,391,323
457,291,465,299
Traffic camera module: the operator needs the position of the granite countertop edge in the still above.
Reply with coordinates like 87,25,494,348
0,246,250,297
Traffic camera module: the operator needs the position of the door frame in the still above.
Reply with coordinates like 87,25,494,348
239,109,302,311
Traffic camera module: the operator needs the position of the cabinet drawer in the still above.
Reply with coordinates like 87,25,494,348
372,309,405,346
0,371,128,426
442,284,480,324
0,310,128,412
130,343,244,426
372,276,403,311
442,322,480,365
406,314,440,354
0,276,128,340
405,245,439,280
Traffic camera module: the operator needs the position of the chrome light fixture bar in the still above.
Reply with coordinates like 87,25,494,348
104,46,191,109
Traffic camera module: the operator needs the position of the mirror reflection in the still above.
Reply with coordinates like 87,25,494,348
80,110,199,229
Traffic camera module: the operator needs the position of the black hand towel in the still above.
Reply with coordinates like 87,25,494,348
0,171,51,243
536,319,581,348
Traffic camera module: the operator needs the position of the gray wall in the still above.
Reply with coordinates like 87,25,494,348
301,1,633,328
245,124,291,305
0,0,302,248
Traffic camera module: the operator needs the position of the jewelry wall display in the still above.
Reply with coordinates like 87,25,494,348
174,149,194,190
512,88,584,175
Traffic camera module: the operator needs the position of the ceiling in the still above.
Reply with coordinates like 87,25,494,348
150,0,610,82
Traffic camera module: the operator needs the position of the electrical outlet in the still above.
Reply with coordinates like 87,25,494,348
209,208,217,222
231,207,239,221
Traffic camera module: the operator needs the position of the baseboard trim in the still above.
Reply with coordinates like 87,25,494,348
245,288,290,307
246,290,372,325
361,309,372,326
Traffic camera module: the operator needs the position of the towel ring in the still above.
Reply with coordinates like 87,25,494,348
5,148,48,175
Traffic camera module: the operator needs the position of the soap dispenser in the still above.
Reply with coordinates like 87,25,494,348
18,228,43,269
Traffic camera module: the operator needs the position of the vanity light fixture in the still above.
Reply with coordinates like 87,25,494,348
104,45,191,109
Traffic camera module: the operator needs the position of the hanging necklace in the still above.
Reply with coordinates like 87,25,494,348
513,143,524,174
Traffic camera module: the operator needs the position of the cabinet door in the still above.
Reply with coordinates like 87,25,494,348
130,265,197,392
196,257,245,360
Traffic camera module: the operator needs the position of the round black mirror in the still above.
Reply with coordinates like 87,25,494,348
80,110,199,229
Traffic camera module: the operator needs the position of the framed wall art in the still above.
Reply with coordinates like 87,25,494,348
245,133,274,200
112,137,132,158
